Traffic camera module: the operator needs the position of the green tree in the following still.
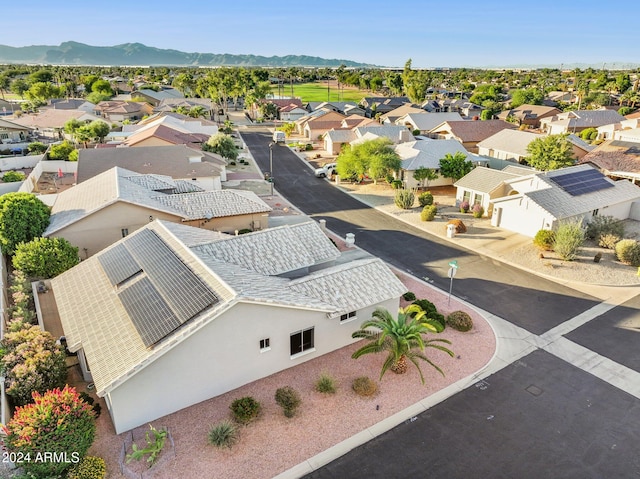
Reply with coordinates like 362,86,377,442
25,82,62,103
90,79,113,96
413,167,439,189
86,91,112,104
10,78,29,99
64,117,82,143
2,171,25,183
202,133,239,162
49,140,76,160
439,152,473,181
3,385,96,478
525,134,575,171
510,88,544,107
0,325,68,406
258,101,278,120
0,192,50,255
336,138,401,183
351,306,454,384
88,119,111,143
13,237,79,278
27,141,47,155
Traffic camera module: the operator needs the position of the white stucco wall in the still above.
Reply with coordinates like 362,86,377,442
106,297,399,433
492,196,553,237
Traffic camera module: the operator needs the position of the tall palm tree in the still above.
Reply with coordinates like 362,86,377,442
351,306,454,384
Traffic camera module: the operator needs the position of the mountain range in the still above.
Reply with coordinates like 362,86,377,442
0,41,375,68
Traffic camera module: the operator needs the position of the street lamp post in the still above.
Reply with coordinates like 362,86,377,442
268,142,274,197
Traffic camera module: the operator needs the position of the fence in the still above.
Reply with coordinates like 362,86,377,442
19,159,77,194
119,426,175,479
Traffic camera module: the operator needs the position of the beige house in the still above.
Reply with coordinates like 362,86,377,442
0,117,33,143
395,139,470,189
50,220,406,433
44,166,270,257
428,120,515,153
496,104,561,128
94,101,154,123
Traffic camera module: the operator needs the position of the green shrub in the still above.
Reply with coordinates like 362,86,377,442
352,376,379,397
459,200,470,213
305,143,314,151
2,171,26,183
4,385,96,479
394,189,415,209
315,373,338,394
471,204,484,218
615,239,640,266
126,425,167,467
230,396,261,424
585,215,625,240
237,228,252,235
447,219,467,234
533,229,556,250
411,299,446,330
67,456,107,479
275,386,302,418
420,205,438,221
391,179,403,189
553,221,585,261
208,420,239,448
385,174,394,184
418,191,434,207
402,291,416,301
446,311,474,332
598,233,621,249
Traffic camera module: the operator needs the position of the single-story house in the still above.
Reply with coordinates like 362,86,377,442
380,104,425,125
76,144,226,189
579,140,640,183
296,110,344,136
94,101,154,123
153,98,215,119
396,112,463,135
50,219,406,433
597,118,640,141
0,117,34,143
50,98,96,112
428,119,515,153
352,124,413,145
44,166,270,257
454,166,532,216
395,139,470,188
489,164,640,237
124,124,209,148
497,104,561,128
278,104,309,122
323,129,357,155
10,109,103,139
360,96,411,117
303,112,347,140
133,88,184,106
614,128,640,143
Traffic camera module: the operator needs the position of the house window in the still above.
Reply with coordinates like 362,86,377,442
121,228,129,237
340,311,357,322
463,191,471,202
473,193,482,205
259,338,270,352
290,327,314,357
0,133,8,140
592,209,599,217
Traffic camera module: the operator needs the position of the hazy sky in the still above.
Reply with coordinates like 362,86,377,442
4,1,638,68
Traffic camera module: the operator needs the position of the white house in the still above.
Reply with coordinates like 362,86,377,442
50,220,406,433
490,164,640,237
395,139,470,189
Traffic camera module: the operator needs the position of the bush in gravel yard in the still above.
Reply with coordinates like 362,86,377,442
447,219,467,234
275,386,302,418
412,299,446,330
615,239,640,266
599,233,621,250
394,189,415,209
553,221,585,261
391,180,403,189
585,215,625,240
446,311,474,332
471,204,484,218
459,200,470,213
67,456,107,479
315,373,338,394
418,191,434,207
420,205,438,221
230,396,261,424
208,420,239,448
533,229,556,250
402,291,416,301
352,376,379,397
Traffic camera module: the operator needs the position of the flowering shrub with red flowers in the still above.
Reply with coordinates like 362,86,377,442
3,385,96,478
0,325,67,406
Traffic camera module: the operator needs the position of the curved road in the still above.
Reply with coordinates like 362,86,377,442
242,129,597,335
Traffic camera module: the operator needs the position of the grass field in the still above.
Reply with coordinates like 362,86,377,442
271,81,370,103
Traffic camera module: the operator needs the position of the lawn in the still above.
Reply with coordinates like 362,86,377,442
271,81,370,103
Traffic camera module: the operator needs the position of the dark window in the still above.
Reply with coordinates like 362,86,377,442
290,327,314,356
121,228,129,237
259,338,270,350
340,311,357,322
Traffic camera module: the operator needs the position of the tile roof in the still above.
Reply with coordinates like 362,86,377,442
354,124,411,141
76,144,225,183
125,124,209,147
579,140,640,173
51,219,405,395
398,112,463,131
454,166,524,193
477,129,543,157
324,129,357,142
497,104,560,121
0,117,33,130
431,119,515,142
10,109,101,129
396,139,469,170
545,110,626,129
152,189,271,220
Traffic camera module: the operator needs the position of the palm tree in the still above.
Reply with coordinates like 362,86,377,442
351,306,454,384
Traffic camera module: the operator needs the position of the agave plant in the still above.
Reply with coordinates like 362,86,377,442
351,305,454,384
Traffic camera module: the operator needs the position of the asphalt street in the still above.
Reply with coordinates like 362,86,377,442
242,129,598,335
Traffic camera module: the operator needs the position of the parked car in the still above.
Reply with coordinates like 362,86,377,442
314,163,337,178
272,131,286,143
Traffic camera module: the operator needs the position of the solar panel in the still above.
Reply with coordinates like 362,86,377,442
98,244,142,285
549,169,614,196
124,229,219,323
119,277,181,347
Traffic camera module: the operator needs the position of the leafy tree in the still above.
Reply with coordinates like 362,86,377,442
64,117,83,143
469,84,503,105
28,69,53,83
2,171,25,183
351,305,454,384
336,138,401,182
86,91,112,104
525,134,575,171
0,192,50,254
27,141,47,154
279,122,296,137
88,119,111,143
413,167,439,188
615,73,632,93
439,152,473,181
25,82,62,103
10,78,29,99
3,385,96,478
90,79,113,96
202,133,239,162
48,140,76,160
510,88,544,107
258,101,278,120
13,237,79,278
0,325,68,406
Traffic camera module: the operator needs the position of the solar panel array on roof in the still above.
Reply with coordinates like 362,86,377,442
97,228,219,348
549,169,614,196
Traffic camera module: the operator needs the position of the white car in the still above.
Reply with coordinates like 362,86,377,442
272,131,286,143
314,163,337,178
